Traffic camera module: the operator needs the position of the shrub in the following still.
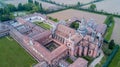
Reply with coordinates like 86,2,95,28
109,40,115,49
70,22,79,30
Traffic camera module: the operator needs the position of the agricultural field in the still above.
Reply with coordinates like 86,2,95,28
51,0,93,5
0,36,37,67
82,0,120,15
47,9,106,24
111,18,120,45
2,0,62,11
3,0,28,6
35,0,62,10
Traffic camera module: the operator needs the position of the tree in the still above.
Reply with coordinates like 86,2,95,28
89,4,96,11
104,15,114,27
35,1,39,6
18,3,23,11
104,49,112,56
28,0,33,3
3,8,10,14
6,4,16,12
0,14,14,21
70,22,79,30
39,3,43,12
31,6,39,13
109,39,115,49
0,8,4,15
23,3,33,11
77,2,80,6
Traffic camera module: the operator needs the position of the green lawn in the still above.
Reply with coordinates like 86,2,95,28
34,21,52,30
104,15,115,41
0,36,37,67
82,56,94,65
109,47,120,67
48,16,59,22
65,57,73,64
104,22,115,41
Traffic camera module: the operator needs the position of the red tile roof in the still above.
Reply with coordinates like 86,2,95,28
69,58,88,67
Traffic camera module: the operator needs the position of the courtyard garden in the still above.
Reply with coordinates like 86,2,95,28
65,57,73,64
0,36,37,67
48,16,59,22
44,41,60,52
82,56,94,65
34,21,52,30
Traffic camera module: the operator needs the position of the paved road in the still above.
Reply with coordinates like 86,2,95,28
89,50,104,67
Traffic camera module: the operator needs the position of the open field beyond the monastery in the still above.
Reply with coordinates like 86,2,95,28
3,0,28,6
51,0,92,5
82,0,120,15
0,36,37,67
35,0,62,10
3,0,62,10
47,9,106,24
111,18,120,45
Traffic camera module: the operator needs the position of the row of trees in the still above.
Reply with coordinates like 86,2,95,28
103,15,115,56
0,0,43,22
89,4,96,11
0,4,15,21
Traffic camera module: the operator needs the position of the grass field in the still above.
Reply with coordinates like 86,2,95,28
0,36,37,67
109,47,120,67
34,21,52,30
104,21,115,41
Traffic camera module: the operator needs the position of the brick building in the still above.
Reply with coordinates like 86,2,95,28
0,13,107,67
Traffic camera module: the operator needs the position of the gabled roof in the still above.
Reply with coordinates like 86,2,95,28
96,24,107,34
69,58,88,67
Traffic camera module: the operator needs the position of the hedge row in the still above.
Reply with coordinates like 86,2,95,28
74,8,120,18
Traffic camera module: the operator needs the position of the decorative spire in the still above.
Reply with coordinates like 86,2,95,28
69,32,72,40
